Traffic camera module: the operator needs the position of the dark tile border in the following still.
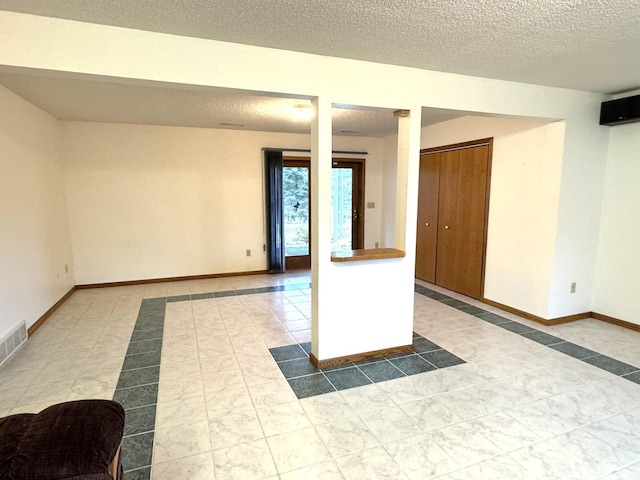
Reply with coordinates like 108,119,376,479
269,332,466,399
113,297,166,480
109,278,640,475
414,284,640,384
110,281,311,477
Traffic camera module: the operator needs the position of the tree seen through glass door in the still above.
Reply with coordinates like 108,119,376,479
283,166,310,257
283,160,359,263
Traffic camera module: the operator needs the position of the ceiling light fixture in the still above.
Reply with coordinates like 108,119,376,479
292,104,312,120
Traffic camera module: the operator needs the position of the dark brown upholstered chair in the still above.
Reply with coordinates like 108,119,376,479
0,399,125,480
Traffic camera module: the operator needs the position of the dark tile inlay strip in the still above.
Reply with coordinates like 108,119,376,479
582,355,640,376
520,331,565,346
496,321,537,335
390,354,437,375
623,371,640,385
116,365,161,390
420,350,466,368
113,297,165,475
288,373,335,399
358,360,406,382
414,283,640,385
110,282,313,472
324,367,372,390
270,332,465,399
122,466,151,480
549,342,600,360
121,432,154,472
123,404,157,437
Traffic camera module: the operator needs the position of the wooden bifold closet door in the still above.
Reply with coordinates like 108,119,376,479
415,139,492,300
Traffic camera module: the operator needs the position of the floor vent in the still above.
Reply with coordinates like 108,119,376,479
0,321,28,367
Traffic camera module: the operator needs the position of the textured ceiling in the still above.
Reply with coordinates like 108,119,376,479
1,0,636,134
0,68,461,136
0,0,638,94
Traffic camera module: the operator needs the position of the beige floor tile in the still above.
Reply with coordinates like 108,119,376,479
153,419,211,464
209,409,265,449
156,394,208,428
213,439,277,480
256,401,311,437
279,460,345,480
152,451,215,479
266,426,331,473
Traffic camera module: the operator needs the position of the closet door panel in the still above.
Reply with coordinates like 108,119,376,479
415,152,441,282
436,146,489,299
435,149,461,292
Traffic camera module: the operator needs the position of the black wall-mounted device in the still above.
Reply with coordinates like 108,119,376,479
600,94,640,126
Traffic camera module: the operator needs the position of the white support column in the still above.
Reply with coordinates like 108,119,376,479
394,108,422,253
308,105,422,365
310,96,333,360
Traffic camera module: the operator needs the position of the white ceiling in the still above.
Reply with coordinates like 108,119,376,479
1,0,637,135
0,67,462,136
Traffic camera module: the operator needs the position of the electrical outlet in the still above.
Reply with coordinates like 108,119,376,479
570,282,576,293
375,242,379,248
246,249,251,257
367,202,375,209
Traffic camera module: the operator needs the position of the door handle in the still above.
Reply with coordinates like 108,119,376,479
425,222,430,226
444,225,449,230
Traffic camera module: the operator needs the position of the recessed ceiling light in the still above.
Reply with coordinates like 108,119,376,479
292,104,312,120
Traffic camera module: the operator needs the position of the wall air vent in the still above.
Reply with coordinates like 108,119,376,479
600,94,640,126
0,321,27,367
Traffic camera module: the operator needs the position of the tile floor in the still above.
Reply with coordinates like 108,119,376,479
1,271,640,479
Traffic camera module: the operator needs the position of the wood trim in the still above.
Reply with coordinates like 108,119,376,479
481,297,590,326
544,312,593,325
478,139,493,301
76,270,269,289
420,138,493,155
310,343,414,369
592,312,640,332
27,286,77,336
331,248,405,262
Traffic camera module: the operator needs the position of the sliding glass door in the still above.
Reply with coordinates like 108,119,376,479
283,159,311,269
283,158,364,270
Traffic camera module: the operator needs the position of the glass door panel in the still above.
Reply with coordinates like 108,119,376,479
283,160,311,269
282,158,364,269
331,167,353,251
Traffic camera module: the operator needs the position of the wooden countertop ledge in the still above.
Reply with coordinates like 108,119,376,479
330,248,406,263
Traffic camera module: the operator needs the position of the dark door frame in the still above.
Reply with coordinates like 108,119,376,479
282,156,366,270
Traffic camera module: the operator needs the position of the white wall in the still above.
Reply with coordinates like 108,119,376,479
547,104,610,318
61,122,385,284
0,85,75,340
593,119,640,325
417,115,567,318
0,11,612,327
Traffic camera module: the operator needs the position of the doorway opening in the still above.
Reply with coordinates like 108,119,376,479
283,157,365,270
